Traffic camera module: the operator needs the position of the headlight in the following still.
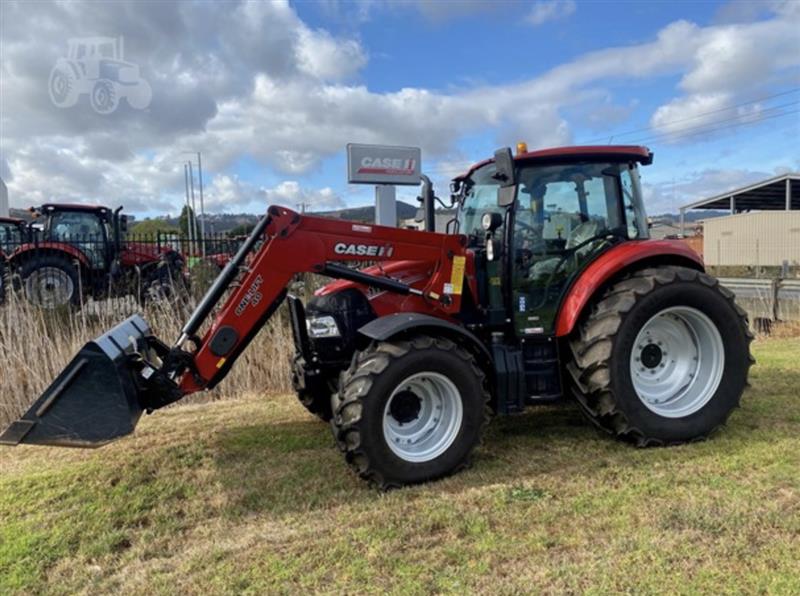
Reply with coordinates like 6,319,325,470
306,315,340,339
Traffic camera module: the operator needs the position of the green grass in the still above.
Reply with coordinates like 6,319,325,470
1,338,798,594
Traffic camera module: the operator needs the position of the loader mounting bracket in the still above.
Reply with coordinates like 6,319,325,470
132,336,196,412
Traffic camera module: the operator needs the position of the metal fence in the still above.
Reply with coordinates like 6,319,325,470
718,277,800,323
0,233,244,309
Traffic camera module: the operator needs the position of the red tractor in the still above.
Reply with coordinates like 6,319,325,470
0,216,29,304
7,204,185,308
2,146,753,489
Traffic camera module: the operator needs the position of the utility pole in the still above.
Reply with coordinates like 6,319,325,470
297,201,308,214
188,161,199,256
196,152,206,257
184,163,194,255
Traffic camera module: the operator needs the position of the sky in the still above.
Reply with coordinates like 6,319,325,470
0,0,798,218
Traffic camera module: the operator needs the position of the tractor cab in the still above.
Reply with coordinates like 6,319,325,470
32,204,127,269
453,145,652,336
0,217,28,254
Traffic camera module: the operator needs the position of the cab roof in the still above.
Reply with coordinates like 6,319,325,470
457,145,653,180
39,203,112,214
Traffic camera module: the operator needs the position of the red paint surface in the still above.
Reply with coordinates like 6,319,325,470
181,207,467,393
10,242,92,268
458,145,652,179
554,240,704,337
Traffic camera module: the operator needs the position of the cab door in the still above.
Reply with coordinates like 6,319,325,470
510,162,638,337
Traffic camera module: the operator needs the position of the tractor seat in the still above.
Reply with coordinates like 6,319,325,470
528,219,605,281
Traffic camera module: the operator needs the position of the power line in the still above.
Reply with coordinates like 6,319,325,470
628,100,800,144
581,87,800,144
634,108,800,145
423,89,800,178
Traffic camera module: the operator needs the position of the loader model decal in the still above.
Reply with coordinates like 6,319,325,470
235,274,263,316
333,243,394,258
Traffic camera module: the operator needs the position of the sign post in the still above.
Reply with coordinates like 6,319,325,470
347,143,421,227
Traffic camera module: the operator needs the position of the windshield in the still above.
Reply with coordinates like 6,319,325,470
456,163,506,238
0,223,23,251
45,211,109,268
456,160,648,242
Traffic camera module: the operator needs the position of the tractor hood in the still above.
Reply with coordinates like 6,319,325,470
315,259,438,317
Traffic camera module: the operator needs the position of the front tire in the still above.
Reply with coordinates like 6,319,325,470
90,79,119,114
567,266,753,446
332,336,491,489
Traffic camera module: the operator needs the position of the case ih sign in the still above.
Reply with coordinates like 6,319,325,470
347,143,421,186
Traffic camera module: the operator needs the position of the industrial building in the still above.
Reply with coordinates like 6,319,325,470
679,173,800,269
0,178,8,218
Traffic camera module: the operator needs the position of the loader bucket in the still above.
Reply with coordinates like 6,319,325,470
0,315,153,448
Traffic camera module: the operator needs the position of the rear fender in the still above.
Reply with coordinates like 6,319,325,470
10,243,92,270
554,240,704,337
357,312,493,377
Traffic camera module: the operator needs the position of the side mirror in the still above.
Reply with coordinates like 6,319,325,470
493,147,516,186
493,147,517,208
120,215,129,233
497,185,516,207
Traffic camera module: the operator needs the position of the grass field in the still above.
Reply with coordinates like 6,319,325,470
1,337,798,595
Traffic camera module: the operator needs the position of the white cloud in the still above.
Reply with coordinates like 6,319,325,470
204,175,344,212
526,0,576,26
649,14,800,140
295,28,367,82
1,0,797,213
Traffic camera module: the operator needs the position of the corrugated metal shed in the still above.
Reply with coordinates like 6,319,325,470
703,211,800,267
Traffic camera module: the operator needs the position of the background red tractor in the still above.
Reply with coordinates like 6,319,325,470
0,216,28,304
7,204,185,308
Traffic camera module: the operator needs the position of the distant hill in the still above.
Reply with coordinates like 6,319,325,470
154,200,420,234
315,201,418,223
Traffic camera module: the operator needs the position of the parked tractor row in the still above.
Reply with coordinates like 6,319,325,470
0,204,199,308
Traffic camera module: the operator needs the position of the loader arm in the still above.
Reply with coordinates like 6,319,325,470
179,206,466,394
1,205,467,448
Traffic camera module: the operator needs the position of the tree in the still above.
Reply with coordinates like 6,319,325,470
227,223,255,237
179,205,203,241
130,218,180,238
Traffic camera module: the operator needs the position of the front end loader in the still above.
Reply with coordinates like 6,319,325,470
1,145,753,488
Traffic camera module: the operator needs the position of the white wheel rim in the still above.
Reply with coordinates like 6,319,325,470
383,372,463,463
25,267,74,308
630,306,724,418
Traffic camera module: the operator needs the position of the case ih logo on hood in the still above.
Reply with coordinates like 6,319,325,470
357,157,416,176
334,243,394,257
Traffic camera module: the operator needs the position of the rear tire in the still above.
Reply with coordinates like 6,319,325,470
331,335,491,489
20,255,82,309
567,266,754,446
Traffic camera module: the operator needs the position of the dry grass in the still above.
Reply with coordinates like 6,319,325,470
0,293,294,428
0,338,798,594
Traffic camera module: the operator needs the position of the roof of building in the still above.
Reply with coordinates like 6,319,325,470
679,173,800,212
